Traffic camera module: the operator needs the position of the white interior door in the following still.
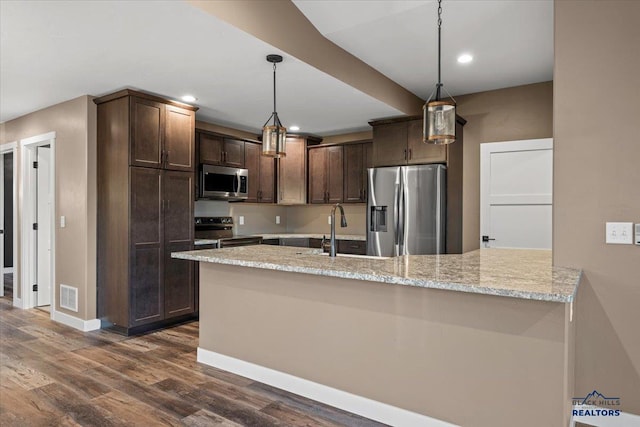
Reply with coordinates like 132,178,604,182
480,138,553,249
36,146,51,306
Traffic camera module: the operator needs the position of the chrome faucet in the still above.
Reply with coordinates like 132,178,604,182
329,203,348,257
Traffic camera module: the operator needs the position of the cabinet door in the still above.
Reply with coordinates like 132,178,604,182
259,151,275,203
308,147,327,204
343,144,365,203
372,122,407,167
407,119,447,164
130,97,164,169
278,137,306,204
199,133,224,165
327,146,343,203
223,139,245,168
244,142,260,203
165,105,195,171
130,167,163,326
163,171,195,318
363,142,373,201
338,240,367,255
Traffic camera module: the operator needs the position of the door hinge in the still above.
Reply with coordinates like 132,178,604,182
33,223,38,230
32,284,38,292
33,161,38,168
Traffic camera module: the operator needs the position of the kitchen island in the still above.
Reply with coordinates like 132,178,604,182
173,246,581,427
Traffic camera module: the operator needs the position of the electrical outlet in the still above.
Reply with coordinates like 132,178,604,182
635,223,640,245
275,215,281,225
605,222,633,244
328,215,332,225
238,216,245,225
60,216,66,228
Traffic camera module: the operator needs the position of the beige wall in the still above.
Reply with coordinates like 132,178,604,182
554,0,640,415
230,203,289,235
286,204,366,235
200,263,573,426
0,96,97,320
456,82,554,252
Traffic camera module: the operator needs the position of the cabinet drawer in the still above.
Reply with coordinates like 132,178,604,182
280,238,309,247
309,238,323,249
338,240,366,255
261,239,280,246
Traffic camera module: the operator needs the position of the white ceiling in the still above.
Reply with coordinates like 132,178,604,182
0,0,553,136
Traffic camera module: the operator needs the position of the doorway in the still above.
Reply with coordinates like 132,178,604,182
480,138,553,249
1,143,18,302
20,132,56,312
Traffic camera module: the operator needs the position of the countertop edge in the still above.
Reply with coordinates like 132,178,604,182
173,251,578,303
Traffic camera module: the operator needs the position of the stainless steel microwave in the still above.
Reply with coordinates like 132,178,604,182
199,165,248,201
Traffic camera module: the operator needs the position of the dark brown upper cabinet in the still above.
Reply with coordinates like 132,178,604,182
130,95,195,172
371,118,446,167
343,142,372,203
308,145,343,204
244,141,275,203
198,131,245,168
278,136,308,204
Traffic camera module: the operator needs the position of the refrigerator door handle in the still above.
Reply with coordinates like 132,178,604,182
398,169,406,255
394,181,401,256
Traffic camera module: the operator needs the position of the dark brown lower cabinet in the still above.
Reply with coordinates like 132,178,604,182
163,171,195,318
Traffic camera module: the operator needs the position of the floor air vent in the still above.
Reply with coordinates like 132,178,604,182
60,284,78,312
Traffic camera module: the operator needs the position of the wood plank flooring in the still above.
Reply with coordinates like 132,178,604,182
0,297,388,426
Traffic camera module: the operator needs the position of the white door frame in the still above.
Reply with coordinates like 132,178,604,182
480,138,553,249
1,142,19,303
19,132,56,315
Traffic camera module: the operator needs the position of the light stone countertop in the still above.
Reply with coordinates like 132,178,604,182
259,233,366,241
173,245,581,303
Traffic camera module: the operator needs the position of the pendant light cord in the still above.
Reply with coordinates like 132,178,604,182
436,0,443,101
273,62,277,126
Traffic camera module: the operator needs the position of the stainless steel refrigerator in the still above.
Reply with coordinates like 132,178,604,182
367,164,446,256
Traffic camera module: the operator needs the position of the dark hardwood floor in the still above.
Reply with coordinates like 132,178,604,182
0,297,387,427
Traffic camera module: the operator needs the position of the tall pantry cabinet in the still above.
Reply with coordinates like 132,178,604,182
95,89,198,335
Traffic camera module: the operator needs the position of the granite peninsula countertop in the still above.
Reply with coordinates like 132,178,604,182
259,233,366,241
173,246,581,303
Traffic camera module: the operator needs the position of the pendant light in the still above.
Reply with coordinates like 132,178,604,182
262,54,286,158
423,0,456,145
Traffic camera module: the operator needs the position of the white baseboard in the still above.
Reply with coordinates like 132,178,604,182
12,297,23,309
52,310,101,332
197,347,457,427
3,267,14,274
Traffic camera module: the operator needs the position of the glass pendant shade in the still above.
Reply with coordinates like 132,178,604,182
262,124,286,158
423,100,456,145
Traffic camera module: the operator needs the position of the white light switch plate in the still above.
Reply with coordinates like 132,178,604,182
605,222,633,244
238,216,245,225
275,215,281,224
328,215,332,225
60,216,66,228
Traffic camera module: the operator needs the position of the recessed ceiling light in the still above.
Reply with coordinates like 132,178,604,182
181,95,197,102
289,125,300,131
457,54,473,64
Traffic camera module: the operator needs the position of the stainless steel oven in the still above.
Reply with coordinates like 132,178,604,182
194,217,262,247
199,165,248,200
